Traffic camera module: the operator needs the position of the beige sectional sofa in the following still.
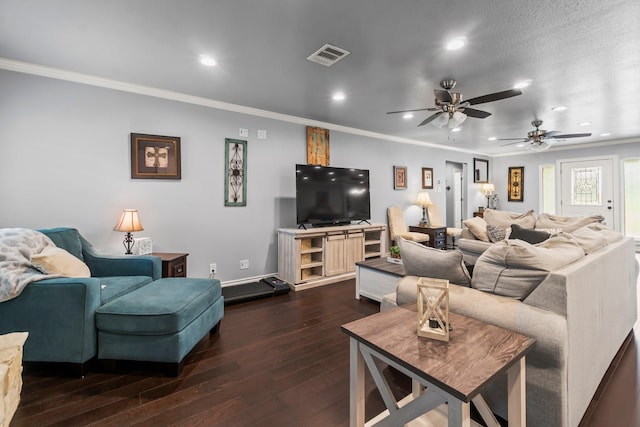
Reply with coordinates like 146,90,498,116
458,209,606,265
382,219,638,427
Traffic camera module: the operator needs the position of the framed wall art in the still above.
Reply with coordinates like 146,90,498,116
394,166,407,190
421,167,434,189
508,166,524,202
306,126,330,166
473,158,489,183
225,138,247,207
130,133,181,179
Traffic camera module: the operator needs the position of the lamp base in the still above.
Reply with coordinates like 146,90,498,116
123,232,134,255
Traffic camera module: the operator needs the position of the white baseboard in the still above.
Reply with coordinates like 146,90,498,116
220,273,279,288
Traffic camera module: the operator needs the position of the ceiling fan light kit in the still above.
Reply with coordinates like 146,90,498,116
499,120,592,151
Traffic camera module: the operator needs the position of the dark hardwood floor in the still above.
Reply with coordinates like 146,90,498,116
12,278,640,426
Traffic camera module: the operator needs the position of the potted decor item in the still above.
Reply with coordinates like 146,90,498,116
387,246,402,264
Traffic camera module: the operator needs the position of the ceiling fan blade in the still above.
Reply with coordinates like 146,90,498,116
434,89,452,104
542,131,560,138
497,138,528,141
386,108,434,114
465,89,522,105
547,133,592,139
418,112,443,126
500,140,528,146
461,107,491,119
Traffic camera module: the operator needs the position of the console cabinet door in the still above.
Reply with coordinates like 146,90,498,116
325,233,346,276
346,231,364,273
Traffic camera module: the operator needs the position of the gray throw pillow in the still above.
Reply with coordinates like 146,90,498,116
486,224,506,243
397,237,471,287
509,223,549,244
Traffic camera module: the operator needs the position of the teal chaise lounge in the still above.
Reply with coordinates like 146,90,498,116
0,227,223,376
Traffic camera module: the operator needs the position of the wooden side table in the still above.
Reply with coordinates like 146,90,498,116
342,307,535,427
473,211,484,218
408,226,446,250
151,252,188,278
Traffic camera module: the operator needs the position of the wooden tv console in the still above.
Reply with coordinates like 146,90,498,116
277,224,387,291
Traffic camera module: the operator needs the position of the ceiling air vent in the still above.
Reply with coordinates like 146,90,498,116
306,44,351,67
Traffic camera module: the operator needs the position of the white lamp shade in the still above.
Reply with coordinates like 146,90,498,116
481,183,495,193
113,209,144,232
416,192,433,206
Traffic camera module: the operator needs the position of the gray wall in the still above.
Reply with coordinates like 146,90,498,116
490,143,640,229
3,70,637,281
0,70,479,281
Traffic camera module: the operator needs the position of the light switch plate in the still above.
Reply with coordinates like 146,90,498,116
239,128,249,137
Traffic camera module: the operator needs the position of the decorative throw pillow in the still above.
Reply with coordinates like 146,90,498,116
509,223,550,245
397,238,471,287
486,225,506,243
462,216,490,242
31,247,91,277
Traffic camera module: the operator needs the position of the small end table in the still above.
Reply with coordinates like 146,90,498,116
409,226,446,250
151,252,188,278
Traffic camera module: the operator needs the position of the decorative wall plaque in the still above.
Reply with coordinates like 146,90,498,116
508,166,524,202
306,126,330,166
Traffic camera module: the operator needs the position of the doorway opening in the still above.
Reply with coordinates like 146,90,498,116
445,161,466,228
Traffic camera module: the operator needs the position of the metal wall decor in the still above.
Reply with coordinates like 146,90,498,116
224,138,247,206
508,166,524,202
130,133,181,179
306,126,330,166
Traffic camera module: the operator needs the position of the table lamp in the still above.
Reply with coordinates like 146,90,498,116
113,209,144,255
416,192,432,226
482,183,495,208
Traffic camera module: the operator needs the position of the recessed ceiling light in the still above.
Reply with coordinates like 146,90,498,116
488,136,497,141
445,37,467,51
451,127,462,132
600,132,611,137
403,113,414,119
552,106,568,111
578,121,591,126
513,80,532,89
517,143,525,147
199,55,217,66
332,92,346,101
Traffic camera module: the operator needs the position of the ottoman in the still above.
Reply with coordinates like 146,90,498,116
95,278,223,375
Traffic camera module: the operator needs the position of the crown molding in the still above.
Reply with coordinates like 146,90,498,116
0,57,482,155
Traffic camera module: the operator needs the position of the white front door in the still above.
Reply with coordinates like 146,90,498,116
559,156,617,229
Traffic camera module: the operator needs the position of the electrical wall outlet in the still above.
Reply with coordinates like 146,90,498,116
209,263,217,275
240,259,249,269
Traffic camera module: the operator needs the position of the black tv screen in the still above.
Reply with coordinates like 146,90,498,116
296,164,371,226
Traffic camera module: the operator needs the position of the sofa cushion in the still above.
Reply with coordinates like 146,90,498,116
471,234,585,300
397,238,471,287
486,224,506,243
509,224,550,244
535,213,604,232
96,278,222,335
99,276,155,304
38,228,84,261
463,216,490,242
484,209,536,229
566,226,608,254
587,223,624,244
31,247,90,277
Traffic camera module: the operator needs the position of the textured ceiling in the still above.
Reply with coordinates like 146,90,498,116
1,0,639,154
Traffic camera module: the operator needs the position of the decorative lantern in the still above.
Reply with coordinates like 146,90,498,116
417,277,450,342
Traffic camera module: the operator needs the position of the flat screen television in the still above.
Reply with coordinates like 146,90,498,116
296,164,371,226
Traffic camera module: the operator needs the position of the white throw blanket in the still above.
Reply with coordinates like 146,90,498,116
0,228,60,303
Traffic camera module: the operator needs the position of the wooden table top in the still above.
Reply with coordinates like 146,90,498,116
355,257,405,276
341,305,535,402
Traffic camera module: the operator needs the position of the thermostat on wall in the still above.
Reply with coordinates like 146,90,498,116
133,237,153,255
